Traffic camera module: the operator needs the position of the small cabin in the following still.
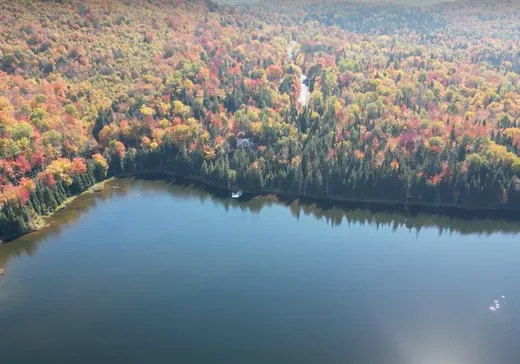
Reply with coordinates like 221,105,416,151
236,138,254,149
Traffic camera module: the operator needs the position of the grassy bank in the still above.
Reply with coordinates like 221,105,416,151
0,179,114,244
41,178,113,219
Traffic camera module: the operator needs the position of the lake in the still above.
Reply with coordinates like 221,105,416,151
1,177,520,364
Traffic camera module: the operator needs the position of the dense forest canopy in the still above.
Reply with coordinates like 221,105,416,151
1,0,520,239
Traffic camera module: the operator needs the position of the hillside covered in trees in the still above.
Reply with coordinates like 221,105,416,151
1,0,520,239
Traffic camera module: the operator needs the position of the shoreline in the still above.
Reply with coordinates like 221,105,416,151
132,171,520,221
0,178,114,244
43,177,114,217
3,171,520,244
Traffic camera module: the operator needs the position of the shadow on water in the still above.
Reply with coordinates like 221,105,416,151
1,176,519,272
126,174,520,238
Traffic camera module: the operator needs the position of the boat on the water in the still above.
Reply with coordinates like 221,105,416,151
231,190,243,199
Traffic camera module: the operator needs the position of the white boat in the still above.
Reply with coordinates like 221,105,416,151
231,190,243,199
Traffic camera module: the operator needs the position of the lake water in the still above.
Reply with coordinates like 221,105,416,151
1,178,520,364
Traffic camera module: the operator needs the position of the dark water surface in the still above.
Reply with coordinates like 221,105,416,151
1,178,520,364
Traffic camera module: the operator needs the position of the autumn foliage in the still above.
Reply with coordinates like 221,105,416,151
2,0,520,238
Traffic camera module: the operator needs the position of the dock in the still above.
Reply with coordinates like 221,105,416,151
231,190,243,199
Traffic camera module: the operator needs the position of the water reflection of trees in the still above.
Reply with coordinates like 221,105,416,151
134,176,520,237
1,177,519,271
0,182,130,270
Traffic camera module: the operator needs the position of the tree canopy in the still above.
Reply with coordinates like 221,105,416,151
2,0,520,239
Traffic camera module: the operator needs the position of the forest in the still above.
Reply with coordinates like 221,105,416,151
1,0,520,240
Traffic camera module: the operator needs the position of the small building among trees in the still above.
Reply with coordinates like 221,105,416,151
236,138,254,149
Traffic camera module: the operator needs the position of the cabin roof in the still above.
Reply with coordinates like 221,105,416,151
237,138,253,147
